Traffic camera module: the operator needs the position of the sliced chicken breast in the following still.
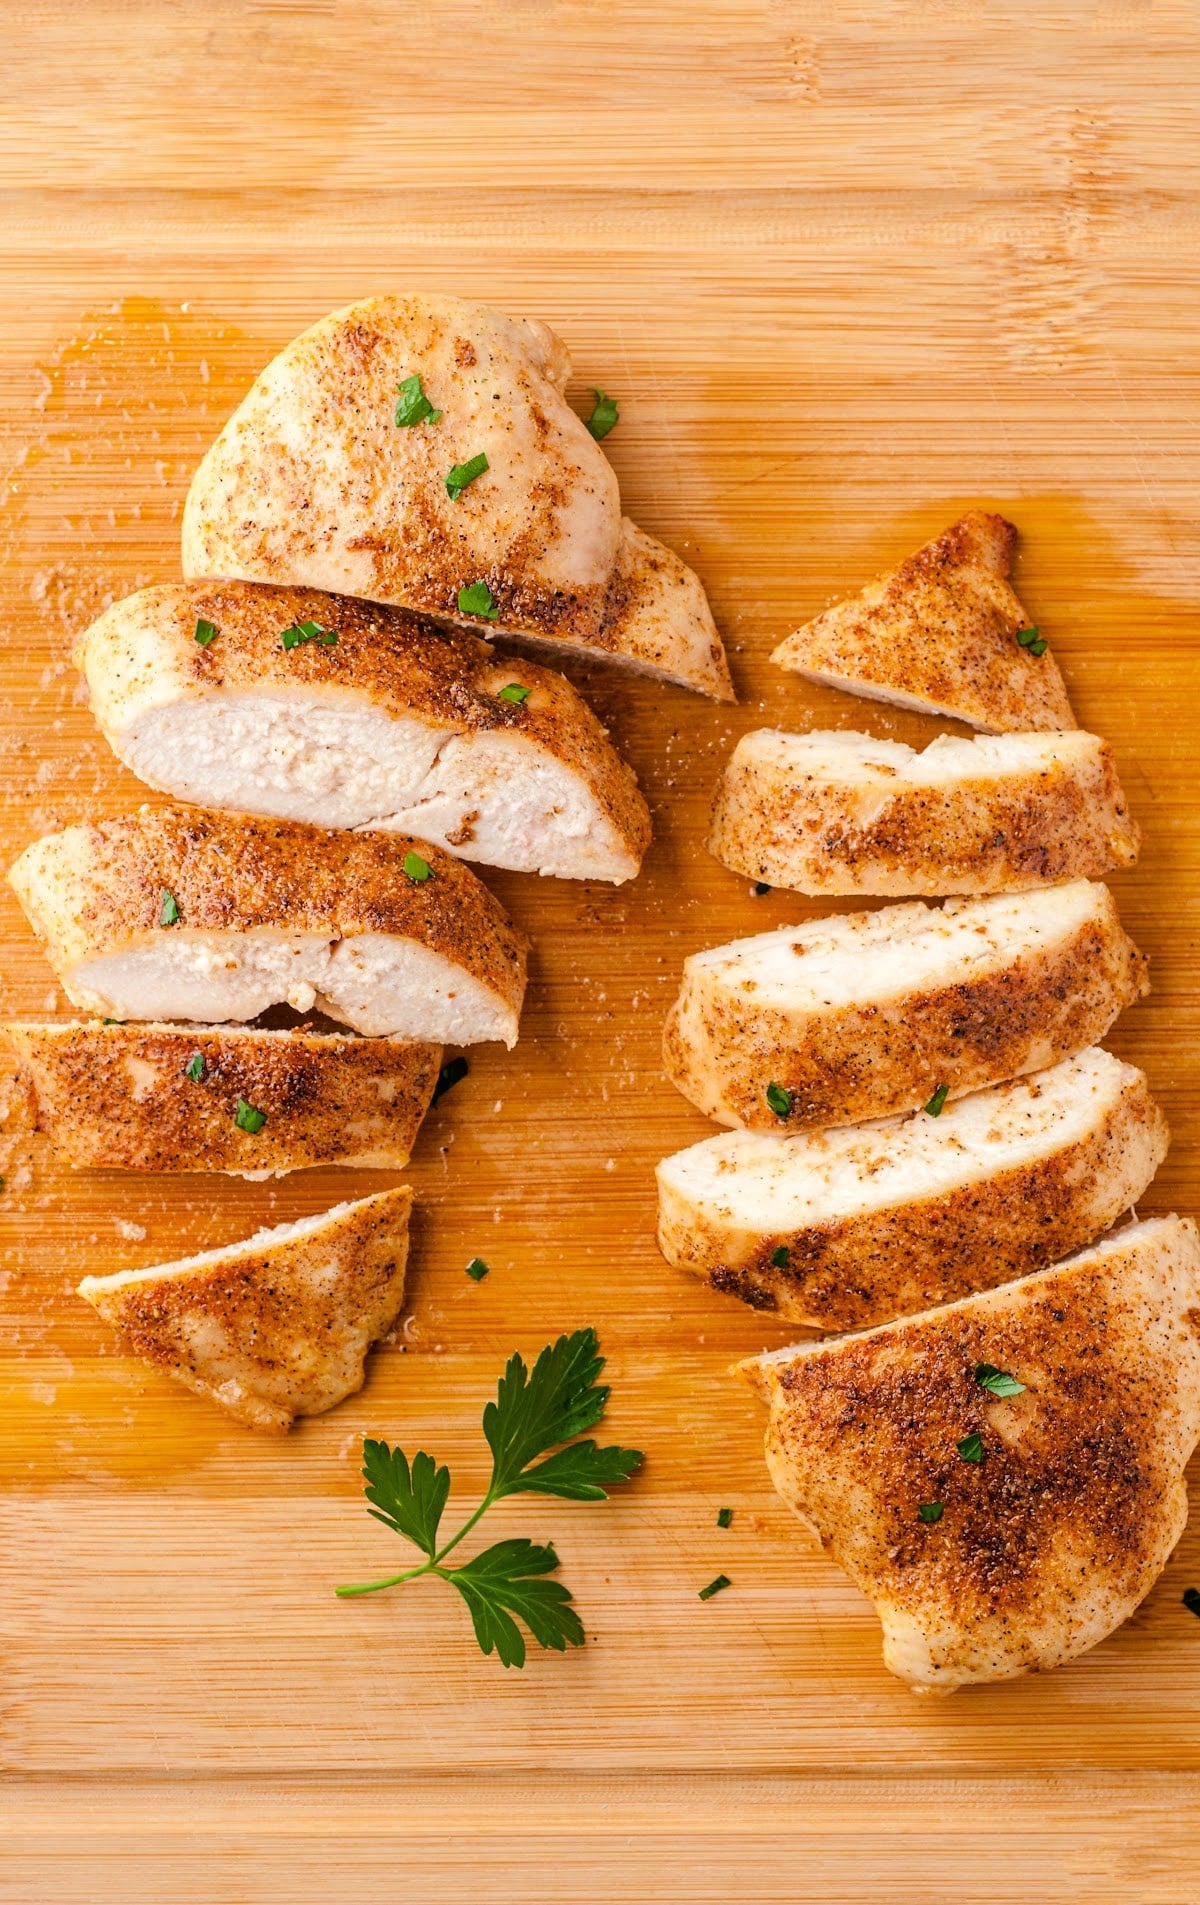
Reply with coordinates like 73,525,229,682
658,1048,1167,1328
8,806,527,1045
740,1215,1200,1693
78,1187,413,1432
75,580,651,884
662,881,1147,1130
181,293,732,700
709,727,1139,896
772,511,1074,732
4,1021,442,1176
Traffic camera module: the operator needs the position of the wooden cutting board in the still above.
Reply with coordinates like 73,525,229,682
2,4,1199,1898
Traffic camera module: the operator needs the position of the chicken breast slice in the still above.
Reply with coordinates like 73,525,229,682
78,1187,413,1432
709,726,1139,896
4,1021,442,1176
181,293,732,700
740,1215,1200,1693
8,806,527,1045
658,1048,1167,1328
772,511,1074,732
75,581,652,884
662,880,1147,1130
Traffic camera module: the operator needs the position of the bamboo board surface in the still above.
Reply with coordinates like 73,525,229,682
2,4,1200,1898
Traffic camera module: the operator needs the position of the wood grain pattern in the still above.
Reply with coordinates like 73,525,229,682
1,3,1199,1897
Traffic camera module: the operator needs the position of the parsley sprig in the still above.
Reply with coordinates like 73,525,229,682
336,1327,643,1667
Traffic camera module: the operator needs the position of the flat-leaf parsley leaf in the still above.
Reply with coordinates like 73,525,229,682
336,1327,643,1667
394,374,442,428
975,1362,1026,1398
586,390,619,440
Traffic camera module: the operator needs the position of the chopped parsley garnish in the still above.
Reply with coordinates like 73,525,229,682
1182,1587,1200,1620
698,1574,731,1601
765,1082,793,1119
184,1051,205,1083
974,1362,1026,1398
753,882,772,896
101,1017,124,1026
234,1098,266,1134
924,1082,950,1117
1016,625,1048,657
466,1257,489,1282
403,850,432,883
716,1507,733,1529
335,1327,643,1668
281,619,337,651
431,1056,469,1105
957,1431,984,1464
193,617,218,648
394,374,442,428
770,1245,790,1269
497,683,532,706
445,452,489,501
917,1502,944,1524
458,580,499,621
586,390,619,440
158,889,180,928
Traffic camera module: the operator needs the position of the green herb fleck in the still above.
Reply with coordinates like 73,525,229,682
586,390,619,440
957,1431,984,1464
924,1082,950,1117
698,1573,731,1601
335,1327,643,1668
716,1507,733,1529
234,1098,266,1134
193,617,218,648
403,850,432,883
394,374,442,428
917,1502,944,1524
466,1257,489,1282
101,1018,124,1026
458,580,499,621
432,1056,469,1105
281,618,337,651
1016,625,1048,657
185,1051,205,1083
1182,1587,1200,1620
497,683,532,706
770,1245,790,1269
445,452,489,501
159,889,180,928
975,1362,1026,1398
765,1082,793,1119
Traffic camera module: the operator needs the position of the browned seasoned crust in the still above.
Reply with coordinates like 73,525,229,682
709,730,1141,897
4,1022,442,1175
663,1070,1168,1329
772,511,1074,733
78,1187,413,1432
8,805,528,1014
661,890,1149,1131
739,1217,1200,1690
76,579,654,860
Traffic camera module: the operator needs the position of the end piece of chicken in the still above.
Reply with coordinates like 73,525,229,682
78,1187,413,1432
739,1215,1200,1693
8,806,527,1044
709,727,1139,896
658,1048,1167,1328
772,512,1074,733
180,293,733,700
75,580,651,884
662,880,1147,1130
4,1021,442,1176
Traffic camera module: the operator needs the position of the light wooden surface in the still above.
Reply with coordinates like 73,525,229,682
2,4,1200,1898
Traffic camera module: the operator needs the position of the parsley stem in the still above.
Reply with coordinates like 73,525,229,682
335,1559,447,1598
430,1488,499,1568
